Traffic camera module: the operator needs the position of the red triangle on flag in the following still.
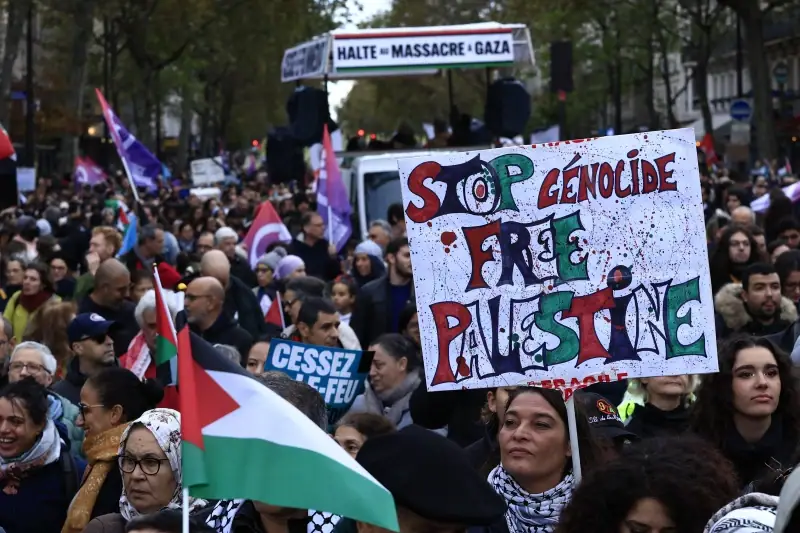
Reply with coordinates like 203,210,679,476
177,325,240,450
265,297,284,328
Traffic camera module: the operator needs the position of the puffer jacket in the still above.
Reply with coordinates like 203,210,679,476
714,282,797,337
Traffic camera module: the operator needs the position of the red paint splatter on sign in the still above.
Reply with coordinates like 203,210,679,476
441,231,457,246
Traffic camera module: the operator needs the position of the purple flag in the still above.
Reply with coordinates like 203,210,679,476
96,89,160,191
74,156,107,186
317,124,352,252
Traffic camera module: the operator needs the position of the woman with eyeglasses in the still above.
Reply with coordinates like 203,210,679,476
81,408,209,533
0,378,83,533
709,225,759,295
62,368,163,533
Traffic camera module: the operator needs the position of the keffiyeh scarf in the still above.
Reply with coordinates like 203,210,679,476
119,409,208,520
0,419,61,495
488,465,573,533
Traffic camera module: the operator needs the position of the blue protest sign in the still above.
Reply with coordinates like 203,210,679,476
266,338,370,426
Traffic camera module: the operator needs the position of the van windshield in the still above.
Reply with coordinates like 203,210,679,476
364,171,401,225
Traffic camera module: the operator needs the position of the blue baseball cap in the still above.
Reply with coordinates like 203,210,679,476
68,313,117,344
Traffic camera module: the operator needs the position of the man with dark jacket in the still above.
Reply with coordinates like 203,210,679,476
185,276,253,363
200,250,267,339
351,237,414,348
288,212,340,281
78,259,138,358
53,313,118,404
120,223,182,290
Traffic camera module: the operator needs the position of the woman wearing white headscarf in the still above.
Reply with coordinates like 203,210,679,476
81,408,209,533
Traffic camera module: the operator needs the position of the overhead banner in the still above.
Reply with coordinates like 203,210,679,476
398,128,717,393
265,339,370,426
281,37,329,82
332,28,514,73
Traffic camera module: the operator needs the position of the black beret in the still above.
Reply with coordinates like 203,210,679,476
356,425,506,526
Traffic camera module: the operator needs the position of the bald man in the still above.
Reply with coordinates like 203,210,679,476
185,276,253,362
200,250,267,338
78,258,139,357
731,206,756,227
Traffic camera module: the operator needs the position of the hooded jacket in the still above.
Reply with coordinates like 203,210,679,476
714,282,797,337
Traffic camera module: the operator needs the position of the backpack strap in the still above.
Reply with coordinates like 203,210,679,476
60,448,79,500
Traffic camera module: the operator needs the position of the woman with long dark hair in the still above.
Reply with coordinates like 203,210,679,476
691,334,800,487
709,225,759,294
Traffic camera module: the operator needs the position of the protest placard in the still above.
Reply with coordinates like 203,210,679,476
266,339,370,425
190,157,225,186
398,128,717,392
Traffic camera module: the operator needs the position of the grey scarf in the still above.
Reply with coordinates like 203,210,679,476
361,370,420,425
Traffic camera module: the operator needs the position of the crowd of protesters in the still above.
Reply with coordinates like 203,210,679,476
0,159,799,533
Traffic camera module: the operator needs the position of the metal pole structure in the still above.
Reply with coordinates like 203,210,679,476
735,16,743,97
102,16,110,166
447,69,454,111
24,1,35,168
155,71,162,160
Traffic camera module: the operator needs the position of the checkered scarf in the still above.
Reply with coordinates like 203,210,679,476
488,465,573,533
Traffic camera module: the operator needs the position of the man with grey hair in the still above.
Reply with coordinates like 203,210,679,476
9,341,84,452
206,372,328,531
122,289,180,380
368,219,392,251
0,316,14,387
215,226,257,288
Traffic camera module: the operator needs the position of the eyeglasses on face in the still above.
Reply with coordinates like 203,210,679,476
8,361,49,374
78,402,105,416
118,455,170,475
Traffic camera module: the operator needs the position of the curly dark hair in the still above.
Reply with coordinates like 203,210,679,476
691,334,800,455
555,436,739,533
503,387,599,476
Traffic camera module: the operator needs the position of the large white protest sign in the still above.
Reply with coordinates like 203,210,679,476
332,27,514,72
398,128,717,393
190,157,225,186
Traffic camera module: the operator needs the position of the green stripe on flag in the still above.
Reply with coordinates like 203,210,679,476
155,334,177,366
186,435,398,531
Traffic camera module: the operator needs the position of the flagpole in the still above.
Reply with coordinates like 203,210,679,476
277,292,286,330
327,205,333,245
119,155,141,204
182,487,190,532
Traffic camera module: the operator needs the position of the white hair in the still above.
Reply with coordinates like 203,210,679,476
135,289,179,328
213,344,241,365
214,227,238,244
11,341,57,375
369,219,392,235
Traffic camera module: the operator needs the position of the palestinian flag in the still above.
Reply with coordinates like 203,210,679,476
264,294,284,328
153,267,179,410
177,323,398,531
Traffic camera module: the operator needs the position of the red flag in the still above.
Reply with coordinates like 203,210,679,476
264,294,285,328
243,201,291,269
699,133,719,166
0,122,15,161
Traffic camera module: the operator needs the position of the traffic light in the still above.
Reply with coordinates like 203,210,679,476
357,129,365,136
252,139,259,147
370,133,376,140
